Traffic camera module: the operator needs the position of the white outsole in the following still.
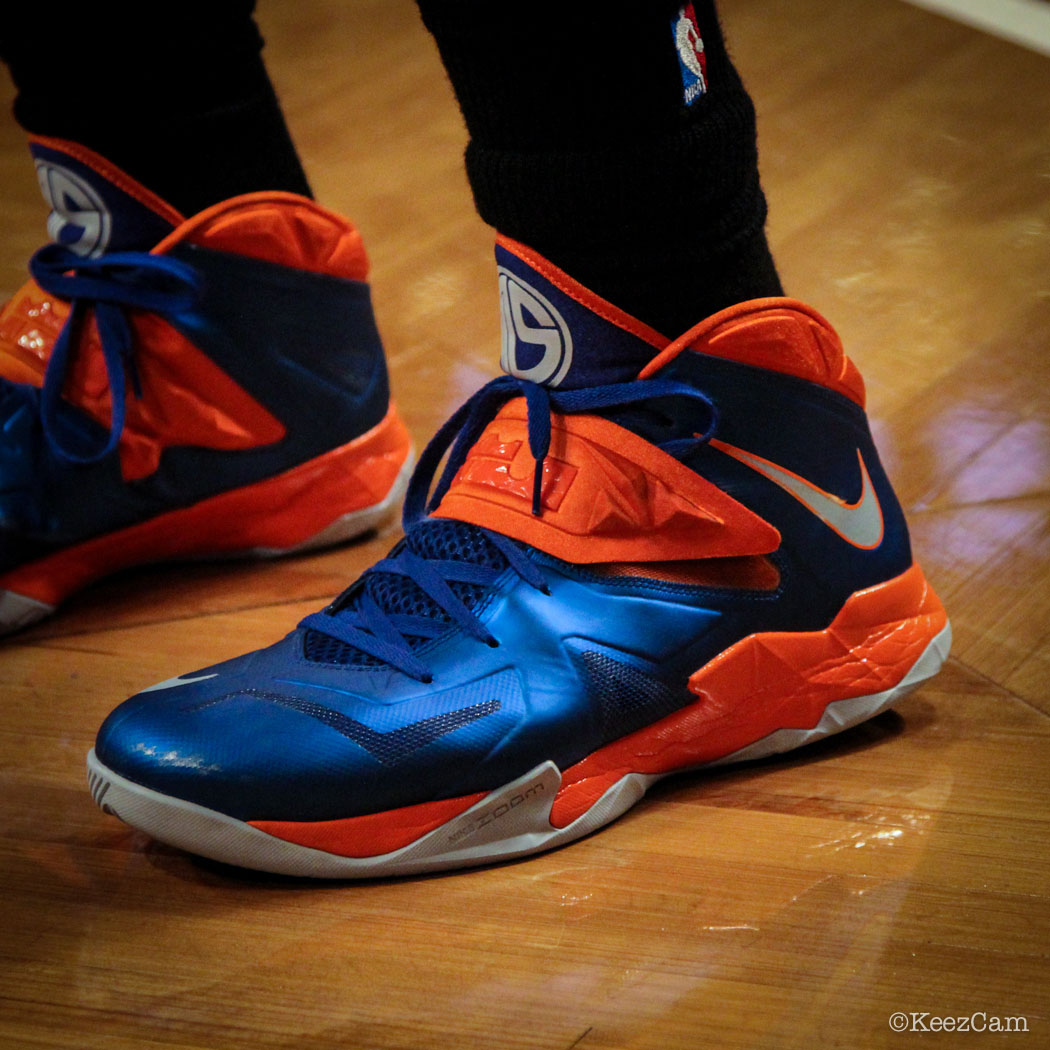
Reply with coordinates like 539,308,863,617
0,590,55,634
86,621,952,879
0,453,413,637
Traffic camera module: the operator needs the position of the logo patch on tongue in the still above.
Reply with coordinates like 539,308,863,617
35,159,112,257
29,138,179,256
499,268,573,386
495,237,668,390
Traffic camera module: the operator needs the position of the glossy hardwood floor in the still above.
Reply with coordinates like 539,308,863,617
2,1,1049,1047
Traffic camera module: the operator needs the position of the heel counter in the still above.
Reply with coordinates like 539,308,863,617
170,244,391,439
859,412,914,577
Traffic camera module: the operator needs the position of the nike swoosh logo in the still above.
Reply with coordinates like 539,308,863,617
139,673,218,693
192,689,501,766
710,439,884,549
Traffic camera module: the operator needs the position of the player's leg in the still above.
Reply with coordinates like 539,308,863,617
0,2,411,632
0,1,312,212
419,0,783,336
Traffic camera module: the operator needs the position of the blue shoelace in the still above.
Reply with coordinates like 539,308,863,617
301,372,718,680
2,244,200,468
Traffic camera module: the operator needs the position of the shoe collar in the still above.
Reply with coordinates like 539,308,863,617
28,135,182,256
497,234,865,407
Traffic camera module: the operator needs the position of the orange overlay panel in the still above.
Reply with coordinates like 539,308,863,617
0,280,68,384
0,289,289,483
549,563,947,828
0,405,411,607
639,299,866,407
66,312,288,481
165,193,370,282
251,791,487,859
433,399,780,564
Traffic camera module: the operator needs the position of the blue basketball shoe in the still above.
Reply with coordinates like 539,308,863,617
88,236,950,877
0,136,412,632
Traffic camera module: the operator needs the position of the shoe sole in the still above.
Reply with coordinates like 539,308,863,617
85,598,951,879
0,404,412,635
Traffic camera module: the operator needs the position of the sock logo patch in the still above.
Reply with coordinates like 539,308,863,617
673,3,708,105
498,267,574,387
34,159,112,257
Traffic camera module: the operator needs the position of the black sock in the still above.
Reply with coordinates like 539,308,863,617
0,1,311,216
417,0,783,335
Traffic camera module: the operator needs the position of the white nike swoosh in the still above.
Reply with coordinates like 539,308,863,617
139,673,219,694
711,439,884,549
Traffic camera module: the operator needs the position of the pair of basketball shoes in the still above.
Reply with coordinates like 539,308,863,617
2,138,950,877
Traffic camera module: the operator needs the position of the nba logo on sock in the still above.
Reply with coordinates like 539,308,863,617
673,3,707,105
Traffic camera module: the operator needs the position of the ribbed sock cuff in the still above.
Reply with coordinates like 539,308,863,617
418,0,782,331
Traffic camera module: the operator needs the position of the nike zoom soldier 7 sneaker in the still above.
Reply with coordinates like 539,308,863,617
88,236,950,877
0,136,412,632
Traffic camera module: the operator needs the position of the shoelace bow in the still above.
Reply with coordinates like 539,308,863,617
4,243,200,465
301,372,718,680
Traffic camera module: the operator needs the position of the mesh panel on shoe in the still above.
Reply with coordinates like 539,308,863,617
573,648,689,742
302,519,510,666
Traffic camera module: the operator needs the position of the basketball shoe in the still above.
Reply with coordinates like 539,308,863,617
0,136,412,632
88,236,950,877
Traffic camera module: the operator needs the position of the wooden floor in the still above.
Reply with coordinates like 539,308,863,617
2,1,1049,1047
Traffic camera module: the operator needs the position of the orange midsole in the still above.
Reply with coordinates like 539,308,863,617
246,563,946,858
249,790,487,859
549,562,946,827
1,403,411,607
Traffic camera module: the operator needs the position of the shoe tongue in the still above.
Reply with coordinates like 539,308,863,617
29,137,181,256
496,236,669,390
